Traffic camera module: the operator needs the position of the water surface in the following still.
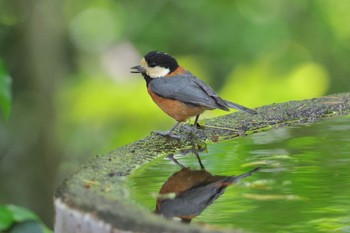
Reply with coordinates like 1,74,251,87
128,115,350,232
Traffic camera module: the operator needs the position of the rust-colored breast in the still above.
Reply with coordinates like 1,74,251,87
148,86,206,122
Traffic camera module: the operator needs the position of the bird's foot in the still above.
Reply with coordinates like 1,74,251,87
195,122,204,129
152,123,206,139
182,124,203,133
181,124,194,132
181,124,206,139
152,130,183,139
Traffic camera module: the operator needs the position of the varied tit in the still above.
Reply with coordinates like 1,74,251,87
131,51,257,138
155,153,261,223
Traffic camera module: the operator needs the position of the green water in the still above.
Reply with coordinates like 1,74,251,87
128,115,350,232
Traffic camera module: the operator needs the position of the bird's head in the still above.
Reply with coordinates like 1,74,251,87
131,51,179,78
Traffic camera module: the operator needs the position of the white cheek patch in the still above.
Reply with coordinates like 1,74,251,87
140,58,147,67
147,66,170,78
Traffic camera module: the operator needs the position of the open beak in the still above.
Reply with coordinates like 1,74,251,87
130,65,146,73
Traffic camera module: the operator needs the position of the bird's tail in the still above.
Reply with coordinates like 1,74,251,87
225,100,257,115
228,167,261,183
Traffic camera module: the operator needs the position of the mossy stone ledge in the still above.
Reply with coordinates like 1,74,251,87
54,92,350,233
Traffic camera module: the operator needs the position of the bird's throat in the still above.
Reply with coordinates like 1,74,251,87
142,73,153,87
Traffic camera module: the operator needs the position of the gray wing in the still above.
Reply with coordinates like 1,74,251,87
149,72,229,111
157,181,228,218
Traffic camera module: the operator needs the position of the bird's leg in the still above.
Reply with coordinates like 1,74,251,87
182,115,201,132
193,150,205,170
194,114,201,129
181,115,205,137
186,114,204,135
166,154,186,168
153,122,182,138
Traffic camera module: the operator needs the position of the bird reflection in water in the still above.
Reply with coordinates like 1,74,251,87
155,145,260,223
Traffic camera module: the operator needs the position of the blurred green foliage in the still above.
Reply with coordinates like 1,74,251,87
0,59,11,120
1,0,350,228
0,205,52,233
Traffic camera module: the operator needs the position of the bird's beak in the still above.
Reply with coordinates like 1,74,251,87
130,65,146,73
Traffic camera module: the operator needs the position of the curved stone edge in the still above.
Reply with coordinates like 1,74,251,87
54,92,350,233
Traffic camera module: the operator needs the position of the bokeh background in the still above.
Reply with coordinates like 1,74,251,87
0,0,349,228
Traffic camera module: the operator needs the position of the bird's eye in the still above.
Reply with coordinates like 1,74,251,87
148,62,157,68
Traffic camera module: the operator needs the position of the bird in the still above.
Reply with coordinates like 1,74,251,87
155,153,261,223
131,51,257,138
